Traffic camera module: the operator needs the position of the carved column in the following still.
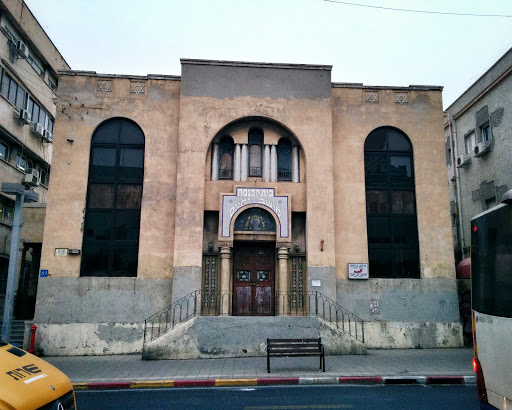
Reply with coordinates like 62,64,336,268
234,144,241,181
211,143,219,181
292,145,299,183
241,144,248,181
220,246,232,315
270,145,277,182
264,145,271,182
278,247,289,315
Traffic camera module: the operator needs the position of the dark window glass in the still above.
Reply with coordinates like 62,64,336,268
31,103,40,125
277,138,292,181
119,148,144,180
88,184,115,208
91,147,116,179
366,190,389,214
116,185,142,209
84,212,111,240
81,118,144,277
248,128,263,177
391,191,415,214
471,205,512,318
364,127,419,279
1,73,9,97
15,86,25,109
8,80,16,105
218,136,234,180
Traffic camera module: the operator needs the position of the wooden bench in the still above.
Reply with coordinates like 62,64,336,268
266,338,325,373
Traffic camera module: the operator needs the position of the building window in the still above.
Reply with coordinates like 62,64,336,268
81,118,145,277
26,97,53,129
27,56,44,77
464,132,476,155
248,128,263,177
1,71,26,110
16,153,26,171
364,126,420,279
277,138,292,181
0,142,9,162
218,136,234,179
480,123,491,143
0,199,14,225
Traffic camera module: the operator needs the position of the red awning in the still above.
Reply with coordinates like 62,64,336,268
456,257,471,279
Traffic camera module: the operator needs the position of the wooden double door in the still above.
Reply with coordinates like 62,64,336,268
233,242,275,316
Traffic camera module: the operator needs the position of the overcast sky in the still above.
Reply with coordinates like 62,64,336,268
24,0,512,108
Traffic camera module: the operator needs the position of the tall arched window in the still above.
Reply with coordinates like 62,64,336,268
364,127,419,278
277,138,292,181
81,118,145,277
248,127,263,177
218,135,234,179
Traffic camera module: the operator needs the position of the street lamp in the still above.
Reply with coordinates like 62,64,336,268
1,182,38,343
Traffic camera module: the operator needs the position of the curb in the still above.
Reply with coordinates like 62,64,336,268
73,375,476,390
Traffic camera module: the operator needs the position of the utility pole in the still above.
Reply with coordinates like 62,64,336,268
1,183,38,343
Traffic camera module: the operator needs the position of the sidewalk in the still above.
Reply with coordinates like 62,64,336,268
44,348,476,389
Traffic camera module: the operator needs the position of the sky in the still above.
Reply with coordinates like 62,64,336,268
24,0,512,109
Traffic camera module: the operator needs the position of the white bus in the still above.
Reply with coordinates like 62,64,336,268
471,189,512,410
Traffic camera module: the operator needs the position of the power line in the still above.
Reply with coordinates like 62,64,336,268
323,0,512,18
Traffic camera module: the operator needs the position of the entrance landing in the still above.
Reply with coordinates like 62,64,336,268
142,316,366,360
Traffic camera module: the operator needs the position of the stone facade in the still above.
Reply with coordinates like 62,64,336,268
34,59,462,356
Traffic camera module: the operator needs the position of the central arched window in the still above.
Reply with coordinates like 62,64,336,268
81,118,144,277
218,135,234,179
364,127,419,278
248,127,263,177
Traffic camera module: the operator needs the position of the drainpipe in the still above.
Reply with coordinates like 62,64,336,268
449,117,466,259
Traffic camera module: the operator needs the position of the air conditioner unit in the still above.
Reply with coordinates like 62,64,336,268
16,40,29,58
30,122,44,138
43,129,53,143
474,142,490,157
13,109,31,124
456,154,471,168
23,168,40,187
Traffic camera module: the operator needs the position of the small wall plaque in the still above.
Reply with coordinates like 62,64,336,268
55,248,68,256
348,263,369,279
311,280,321,287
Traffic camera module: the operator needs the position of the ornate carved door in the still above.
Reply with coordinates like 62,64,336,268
233,242,275,316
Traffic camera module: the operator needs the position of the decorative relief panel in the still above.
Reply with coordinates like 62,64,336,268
365,91,379,104
97,80,112,93
130,82,145,95
395,93,408,105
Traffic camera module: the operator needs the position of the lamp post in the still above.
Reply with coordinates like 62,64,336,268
1,183,38,343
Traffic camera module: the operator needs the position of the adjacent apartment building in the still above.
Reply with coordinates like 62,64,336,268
445,47,512,264
33,59,463,357
0,0,69,324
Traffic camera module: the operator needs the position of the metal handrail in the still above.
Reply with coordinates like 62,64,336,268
143,290,364,349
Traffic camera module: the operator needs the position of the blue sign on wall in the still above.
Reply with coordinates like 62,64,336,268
40,269,49,278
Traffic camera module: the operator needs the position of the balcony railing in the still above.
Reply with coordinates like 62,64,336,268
143,290,364,348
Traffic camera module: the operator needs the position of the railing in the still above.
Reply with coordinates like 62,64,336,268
143,290,364,348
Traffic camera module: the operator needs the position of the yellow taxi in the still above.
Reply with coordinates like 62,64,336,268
0,341,76,409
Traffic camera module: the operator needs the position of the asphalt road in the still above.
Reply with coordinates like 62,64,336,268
75,384,480,409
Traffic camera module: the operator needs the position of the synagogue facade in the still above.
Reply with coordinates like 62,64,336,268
33,60,462,356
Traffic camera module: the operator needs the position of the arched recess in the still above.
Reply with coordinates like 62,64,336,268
80,117,145,277
207,116,304,183
364,126,420,278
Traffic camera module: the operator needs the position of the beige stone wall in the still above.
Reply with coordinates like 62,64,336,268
39,74,180,278
332,86,455,279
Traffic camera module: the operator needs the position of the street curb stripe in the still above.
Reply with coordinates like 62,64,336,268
173,379,216,388
130,380,175,388
257,378,300,385
215,378,258,387
425,376,465,385
299,377,339,385
72,375,475,390
86,382,132,390
339,376,383,384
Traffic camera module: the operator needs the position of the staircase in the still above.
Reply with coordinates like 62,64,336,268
0,320,26,347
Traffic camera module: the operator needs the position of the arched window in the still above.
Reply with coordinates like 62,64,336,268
81,118,144,277
248,128,263,177
218,136,234,179
364,127,419,278
277,138,292,181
